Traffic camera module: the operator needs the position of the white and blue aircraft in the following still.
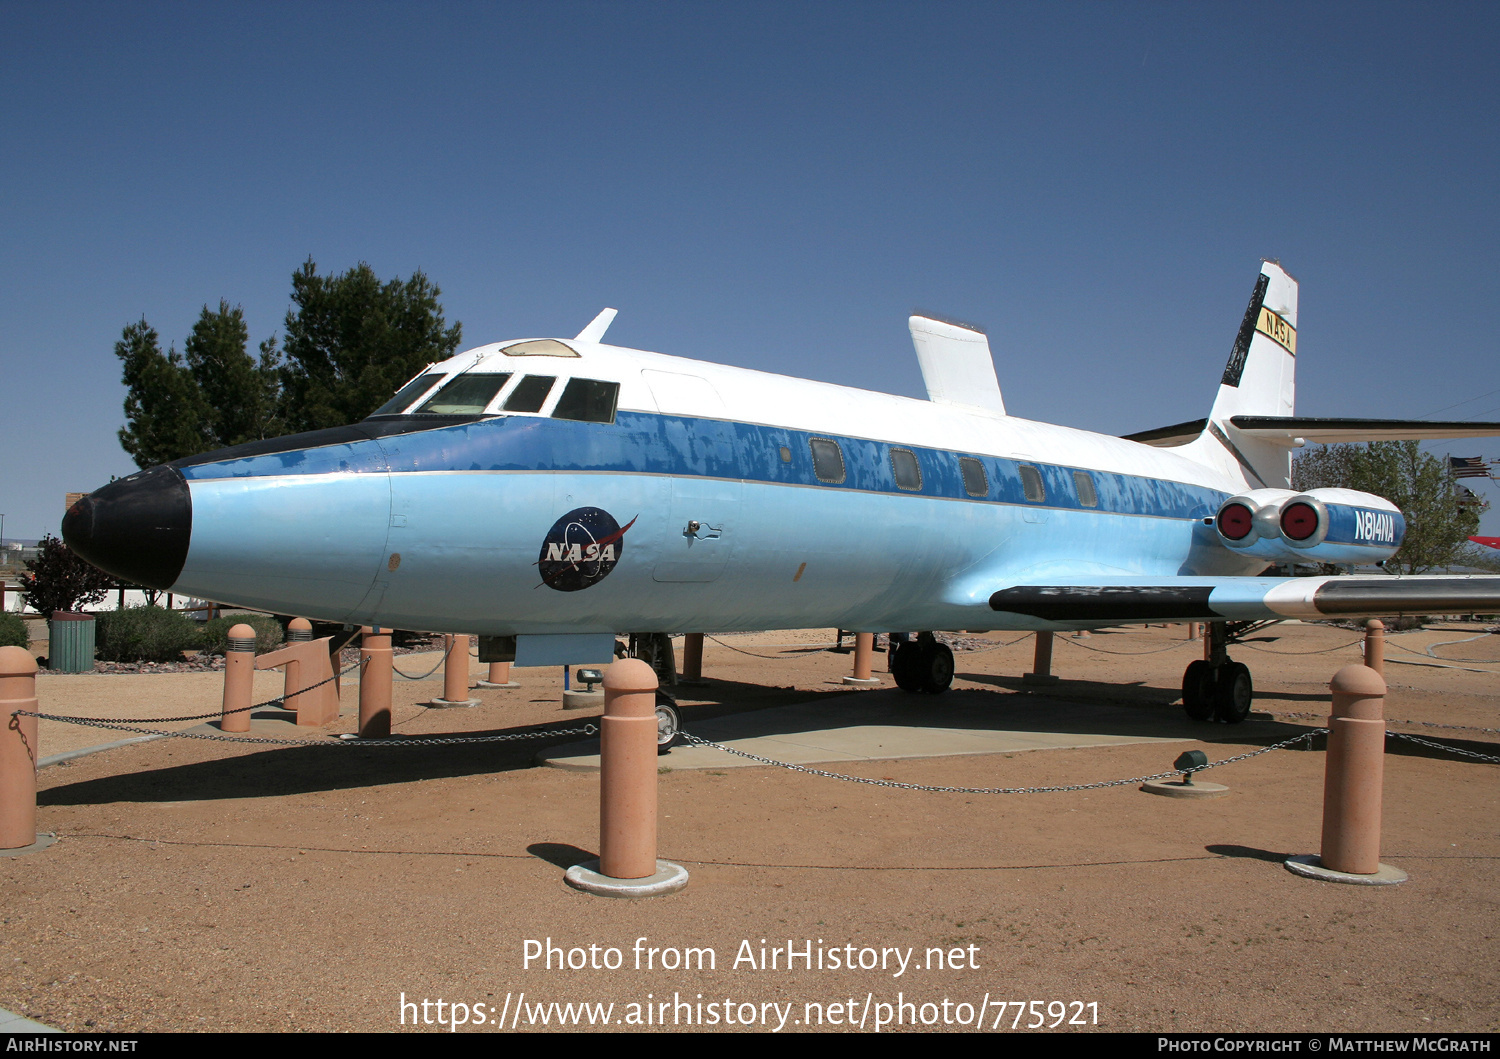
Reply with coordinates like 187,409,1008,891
64,261,1500,726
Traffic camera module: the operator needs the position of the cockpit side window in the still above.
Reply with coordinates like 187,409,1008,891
551,378,620,424
503,375,557,413
368,372,446,417
412,373,513,415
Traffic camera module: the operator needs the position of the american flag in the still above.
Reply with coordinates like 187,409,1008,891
1449,456,1491,479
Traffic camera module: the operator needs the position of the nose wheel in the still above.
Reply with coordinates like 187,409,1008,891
891,634,955,694
656,693,682,753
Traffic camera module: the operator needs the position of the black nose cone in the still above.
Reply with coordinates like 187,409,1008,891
62,466,192,590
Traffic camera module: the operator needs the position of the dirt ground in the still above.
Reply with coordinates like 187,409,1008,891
2,622,1497,1034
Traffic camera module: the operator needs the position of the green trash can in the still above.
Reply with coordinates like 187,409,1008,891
49,612,95,673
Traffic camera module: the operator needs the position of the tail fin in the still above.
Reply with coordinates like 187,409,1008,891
1208,261,1297,423
1182,262,1301,489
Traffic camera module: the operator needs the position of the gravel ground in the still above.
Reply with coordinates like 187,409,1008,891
1,622,1496,1034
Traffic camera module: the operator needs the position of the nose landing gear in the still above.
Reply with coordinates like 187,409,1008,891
891,632,955,694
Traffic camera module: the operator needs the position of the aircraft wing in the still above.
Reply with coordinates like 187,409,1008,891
988,574,1500,624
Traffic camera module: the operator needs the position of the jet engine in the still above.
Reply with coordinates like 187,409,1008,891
1213,487,1404,565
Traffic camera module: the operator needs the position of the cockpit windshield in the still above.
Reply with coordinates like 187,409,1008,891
413,373,514,414
367,372,445,417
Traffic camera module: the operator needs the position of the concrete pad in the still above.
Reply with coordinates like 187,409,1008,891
563,859,689,898
1284,854,1409,885
540,686,1196,771
0,1006,56,1032
1141,779,1231,799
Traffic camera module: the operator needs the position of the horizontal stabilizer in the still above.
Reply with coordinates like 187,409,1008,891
1123,416,1500,448
1121,418,1207,447
909,314,1005,416
1229,417,1500,444
989,574,1500,625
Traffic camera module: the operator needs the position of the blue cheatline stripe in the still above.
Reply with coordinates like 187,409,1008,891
179,410,1229,521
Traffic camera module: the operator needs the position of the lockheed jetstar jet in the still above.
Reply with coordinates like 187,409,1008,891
64,262,1500,727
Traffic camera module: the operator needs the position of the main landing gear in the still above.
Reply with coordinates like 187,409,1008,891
1181,621,1264,724
892,632,955,695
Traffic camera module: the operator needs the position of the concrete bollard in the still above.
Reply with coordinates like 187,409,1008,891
359,626,392,738
287,617,313,642
563,657,688,897
1363,619,1385,677
1286,664,1406,884
1186,621,1200,640
0,647,38,850
599,659,659,879
680,633,704,684
255,636,340,725
445,635,467,701
220,623,256,733
428,634,480,707
1023,631,1060,685
1322,665,1389,874
842,632,881,686
476,661,520,690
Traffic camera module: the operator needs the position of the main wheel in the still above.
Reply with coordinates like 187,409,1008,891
655,694,682,753
892,642,925,692
919,643,955,694
1182,660,1216,721
1213,662,1253,724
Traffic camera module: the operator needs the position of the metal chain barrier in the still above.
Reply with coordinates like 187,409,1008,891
677,729,1326,793
392,651,451,681
1385,633,1500,666
1386,730,1500,764
17,659,366,726
1268,709,1500,735
1055,635,1196,656
706,635,836,660
1237,639,1365,656
12,708,599,748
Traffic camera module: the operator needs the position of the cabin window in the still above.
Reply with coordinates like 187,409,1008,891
779,446,792,463
1018,464,1046,503
369,372,445,417
503,375,557,413
890,448,922,491
809,438,845,484
1073,470,1098,508
412,373,513,415
551,378,620,424
500,339,580,358
960,457,988,497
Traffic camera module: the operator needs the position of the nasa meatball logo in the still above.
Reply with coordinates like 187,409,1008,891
536,507,636,592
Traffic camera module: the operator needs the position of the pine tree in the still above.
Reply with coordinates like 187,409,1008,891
115,319,210,469
183,300,283,446
279,259,463,433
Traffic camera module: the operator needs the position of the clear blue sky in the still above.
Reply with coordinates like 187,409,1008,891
3,1,1498,541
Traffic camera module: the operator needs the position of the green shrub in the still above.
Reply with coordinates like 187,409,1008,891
0,612,29,649
202,614,284,655
95,606,203,662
